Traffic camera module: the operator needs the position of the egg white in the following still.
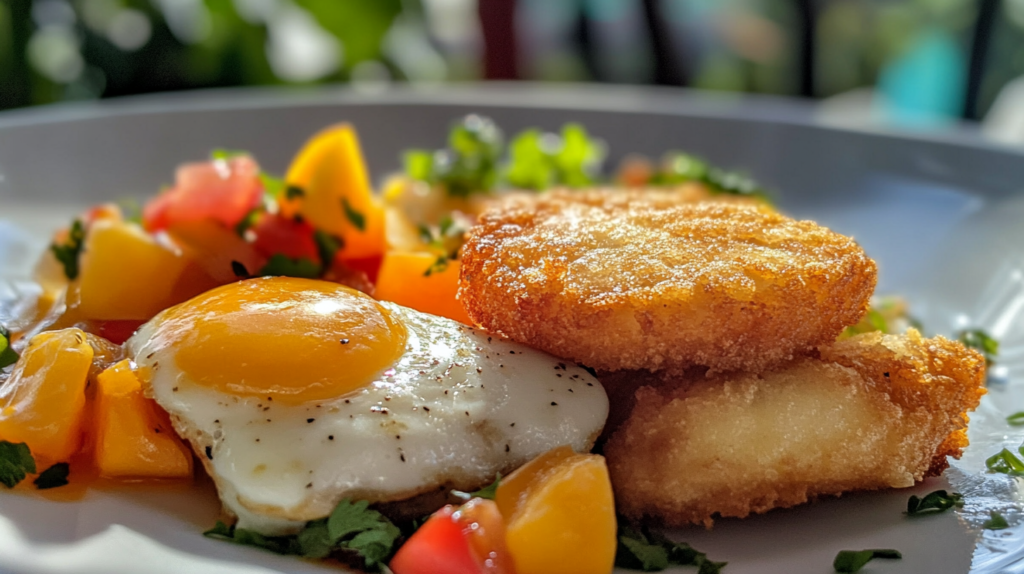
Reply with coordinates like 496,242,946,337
127,302,608,535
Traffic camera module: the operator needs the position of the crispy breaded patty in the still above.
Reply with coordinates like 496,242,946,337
459,192,877,373
603,330,986,527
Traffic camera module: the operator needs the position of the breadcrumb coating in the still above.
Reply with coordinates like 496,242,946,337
603,330,986,527
459,191,877,373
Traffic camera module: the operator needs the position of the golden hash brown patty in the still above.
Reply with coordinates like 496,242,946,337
603,330,986,527
459,192,877,373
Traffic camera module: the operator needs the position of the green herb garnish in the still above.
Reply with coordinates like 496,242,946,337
833,549,902,573
259,172,285,199
50,219,85,280
342,198,367,232
615,525,725,574
423,254,451,277
313,230,343,269
285,185,305,200
34,462,70,489
0,441,36,488
404,115,504,197
234,208,261,237
958,329,999,366
210,149,248,161
986,448,1024,475
0,327,19,370
651,151,769,200
905,490,963,516
983,510,1009,530
204,498,401,571
452,474,501,501
1008,412,1024,426
503,124,605,190
259,254,322,279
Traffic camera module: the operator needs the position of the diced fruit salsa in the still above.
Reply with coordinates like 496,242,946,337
0,115,770,573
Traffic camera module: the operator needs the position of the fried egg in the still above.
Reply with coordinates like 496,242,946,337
126,277,608,535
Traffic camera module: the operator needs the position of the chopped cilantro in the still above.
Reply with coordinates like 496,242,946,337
0,441,36,488
650,151,769,200
985,448,1024,475
905,490,963,516
234,208,261,237
983,510,1009,530
210,149,248,161
0,326,19,370
205,499,401,571
404,115,504,197
342,198,367,232
259,172,286,199
503,124,605,191
833,549,902,573
259,254,322,279
423,254,451,277
452,474,500,501
313,230,343,268
34,462,70,489
615,525,725,573
1008,412,1024,426
50,219,85,280
958,329,999,366
230,260,250,279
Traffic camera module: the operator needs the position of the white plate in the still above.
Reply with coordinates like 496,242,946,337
0,85,1023,574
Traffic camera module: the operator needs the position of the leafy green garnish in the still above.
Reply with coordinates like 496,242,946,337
983,510,1009,530
423,254,452,277
615,525,725,574
651,151,769,200
833,549,902,573
204,498,401,571
0,441,36,488
985,448,1024,475
452,474,501,501
958,329,999,366
503,124,605,190
259,172,286,199
905,490,963,516
313,230,343,269
210,149,248,161
0,327,19,370
405,115,504,197
50,219,85,280
234,208,261,237
259,254,322,279
286,185,305,200
34,462,70,490
1007,412,1024,426
342,198,367,232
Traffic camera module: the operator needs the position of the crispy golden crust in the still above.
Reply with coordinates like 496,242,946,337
459,191,877,373
603,330,986,527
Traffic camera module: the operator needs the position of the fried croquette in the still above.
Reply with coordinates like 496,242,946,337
459,194,877,373
603,329,986,527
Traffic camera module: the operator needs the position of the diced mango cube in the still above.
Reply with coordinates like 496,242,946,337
93,360,192,479
283,124,385,260
374,251,472,325
76,220,206,321
0,329,93,464
495,446,617,574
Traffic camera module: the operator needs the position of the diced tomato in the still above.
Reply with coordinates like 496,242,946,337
95,320,146,345
339,255,383,285
250,213,321,264
390,500,516,574
143,156,263,232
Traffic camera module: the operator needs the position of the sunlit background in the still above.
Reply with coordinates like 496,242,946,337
4,0,1024,140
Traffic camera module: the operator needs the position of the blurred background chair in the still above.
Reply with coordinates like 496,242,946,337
3,0,1024,141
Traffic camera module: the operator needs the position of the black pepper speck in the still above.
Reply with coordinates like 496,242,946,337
205,446,213,460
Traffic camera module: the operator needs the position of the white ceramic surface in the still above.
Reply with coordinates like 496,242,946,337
0,85,1022,574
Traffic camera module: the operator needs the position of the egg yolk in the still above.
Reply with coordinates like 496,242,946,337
147,277,407,404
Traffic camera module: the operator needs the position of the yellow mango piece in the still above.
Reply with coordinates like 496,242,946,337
374,251,473,325
93,360,192,479
0,329,93,464
283,124,385,260
496,446,617,574
76,220,199,321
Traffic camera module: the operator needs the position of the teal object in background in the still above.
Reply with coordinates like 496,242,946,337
877,28,968,126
